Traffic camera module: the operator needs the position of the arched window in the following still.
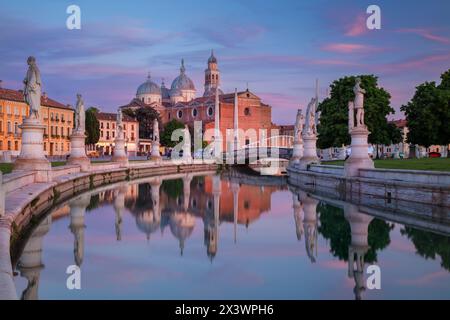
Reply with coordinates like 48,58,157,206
177,110,183,119
192,108,198,118
207,107,213,117
244,107,251,116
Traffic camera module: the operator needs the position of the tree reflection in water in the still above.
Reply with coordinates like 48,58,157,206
401,227,450,271
317,202,394,263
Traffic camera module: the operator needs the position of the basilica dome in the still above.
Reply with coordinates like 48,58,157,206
137,74,161,96
170,59,196,93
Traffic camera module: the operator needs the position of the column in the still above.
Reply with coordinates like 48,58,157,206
214,87,222,161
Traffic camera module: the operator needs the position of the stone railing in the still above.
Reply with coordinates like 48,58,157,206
359,168,450,185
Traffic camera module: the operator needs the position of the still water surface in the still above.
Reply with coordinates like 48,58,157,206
13,172,450,299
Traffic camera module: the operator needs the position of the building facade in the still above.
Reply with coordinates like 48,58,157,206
95,112,139,156
0,86,74,157
120,51,285,152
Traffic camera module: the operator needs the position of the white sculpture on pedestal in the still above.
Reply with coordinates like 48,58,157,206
112,108,128,165
290,109,304,165
74,94,85,133
353,78,366,128
298,97,320,169
150,118,161,161
23,56,42,120
344,78,374,177
67,94,90,171
13,57,51,179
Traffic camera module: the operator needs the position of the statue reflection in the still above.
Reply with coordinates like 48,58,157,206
69,194,90,267
344,203,373,300
297,191,319,263
292,193,304,241
18,215,52,300
113,185,127,241
134,180,162,241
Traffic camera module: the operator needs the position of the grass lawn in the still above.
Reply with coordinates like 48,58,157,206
323,158,450,172
0,161,67,174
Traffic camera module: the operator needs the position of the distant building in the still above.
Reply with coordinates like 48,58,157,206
0,85,73,157
95,112,139,156
120,52,289,151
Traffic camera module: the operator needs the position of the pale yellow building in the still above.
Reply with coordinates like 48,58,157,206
95,112,139,156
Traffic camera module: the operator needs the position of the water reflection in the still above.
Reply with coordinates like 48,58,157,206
12,171,450,300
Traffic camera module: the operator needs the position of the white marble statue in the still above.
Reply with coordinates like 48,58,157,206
294,109,303,142
116,108,124,139
353,78,366,127
75,93,85,133
303,97,317,136
23,56,42,120
153,118,159,143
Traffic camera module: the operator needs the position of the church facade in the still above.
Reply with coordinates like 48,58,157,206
120,51,284,152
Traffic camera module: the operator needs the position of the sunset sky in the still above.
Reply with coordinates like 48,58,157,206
1,0,449,124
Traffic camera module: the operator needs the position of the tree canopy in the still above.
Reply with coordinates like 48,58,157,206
401,69,450,149
123,107,160,139
317,75,397,149
161,119,185,147
85,107,100,146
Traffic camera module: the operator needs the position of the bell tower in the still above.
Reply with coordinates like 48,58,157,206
204,50,220,96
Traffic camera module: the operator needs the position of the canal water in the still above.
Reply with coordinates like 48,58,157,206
13,172,450,300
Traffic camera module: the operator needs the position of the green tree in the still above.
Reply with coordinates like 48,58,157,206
161,119,185,147
317,75,395,156
85,107,100,147
123,107,160,139
387,122,403,145
401,69,450,158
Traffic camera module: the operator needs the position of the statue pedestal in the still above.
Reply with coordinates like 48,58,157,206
289,141,303,166
298,135,319,170
344,126,374,177
150,141,162,162
112,137,128,166
13,118,51,181
67,130,90,171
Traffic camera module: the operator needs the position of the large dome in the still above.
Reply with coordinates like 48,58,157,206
170,59,196,92
137,74,161,96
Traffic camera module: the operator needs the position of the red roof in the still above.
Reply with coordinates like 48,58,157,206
96,112,137,122
390,119,408,128
0,87,71,110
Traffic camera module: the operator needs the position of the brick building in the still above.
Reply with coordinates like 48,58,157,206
120,52,289,152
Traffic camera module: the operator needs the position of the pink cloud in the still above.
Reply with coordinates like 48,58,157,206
345,14,367,37
397,28,450,44
397,270,449,286
322,43,380,54
378,52,450,73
